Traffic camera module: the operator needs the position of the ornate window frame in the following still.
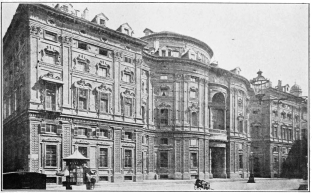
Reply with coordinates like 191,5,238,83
41,45,61,65
73,55,90,73
96,60,110,78
120,89,135,117
39,72,63,111
121,67,134,83
95,83,112,114
159,85,170,96
156,102,171,126
189,86,198,99
73,79,92,111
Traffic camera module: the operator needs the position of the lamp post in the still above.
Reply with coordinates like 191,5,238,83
248,152,255,183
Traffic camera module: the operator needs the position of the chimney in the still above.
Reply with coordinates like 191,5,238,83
278,80,282,90
82,8,89,20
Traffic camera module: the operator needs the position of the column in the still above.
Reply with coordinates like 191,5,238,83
221,148,227,178
134,131,143,181
204,139,210,179
174,139,182,179
182,138,190,179
113,127,123,182
147,135,155,180
209,148,212,178
198,139,204,179
224,109,227,130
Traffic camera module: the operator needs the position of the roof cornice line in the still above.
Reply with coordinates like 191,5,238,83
31,4,148,47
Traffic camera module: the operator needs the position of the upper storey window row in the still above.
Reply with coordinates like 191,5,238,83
76,40,113,58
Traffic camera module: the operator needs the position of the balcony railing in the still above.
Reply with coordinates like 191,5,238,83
209,129,226,134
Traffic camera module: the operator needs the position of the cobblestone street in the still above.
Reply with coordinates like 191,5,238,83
47,178,304,191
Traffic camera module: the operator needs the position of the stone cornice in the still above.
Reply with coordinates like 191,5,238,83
141,31,214,58
4,4,148,48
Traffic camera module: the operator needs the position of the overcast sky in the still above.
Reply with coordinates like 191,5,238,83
2,2,309,96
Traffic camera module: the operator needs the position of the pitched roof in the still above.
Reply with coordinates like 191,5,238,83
63,150,89,160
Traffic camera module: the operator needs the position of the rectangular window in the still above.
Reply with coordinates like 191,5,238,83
100,19,105,25
78,42,87,50
274,127,278,138
161,50,166,57
100,93,109,113
125,132,133,140
160,138,168,145
78,128,87,136
191,153,198,167
168,50,171,57
124,28,129,35
46,84,56,110
76,61,86,72
190,139,197,146
123,74,131,83
124,150,132,167
190,91,196,98
160,109,169,125
78,146,88,158
160,76,167,80
79,89,87,110
46,124,57,133
160,151,168,167
45,31,57,41
99,48,108,56
239,154,243,169
124,57,132,63
45,53,56,64
99,129,109,138
46,145,57,167
99,148,108,167
98,67,107,77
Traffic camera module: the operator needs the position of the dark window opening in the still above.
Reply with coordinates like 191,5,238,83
99,48,108,56
100,148,108,167
239,154,243,169
100,19,105,25
46,145,57,167
46,124,57,133
160,109,169,125
160,152,168,167
124,150,132,167
160,138,168,145
78,42,87,50
45,31,57,41
191,153,198,167
78,146,88,158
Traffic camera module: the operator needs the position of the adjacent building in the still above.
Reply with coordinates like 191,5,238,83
249,71,308,178
3,3,261,184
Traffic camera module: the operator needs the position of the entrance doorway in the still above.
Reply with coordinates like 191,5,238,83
211,147,225,178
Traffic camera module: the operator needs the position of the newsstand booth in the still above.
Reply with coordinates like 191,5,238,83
63,150,90,189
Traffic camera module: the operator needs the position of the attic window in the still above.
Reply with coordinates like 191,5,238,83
100,19,105,25
124,28,129,35
47,19,55,25
80,30,86,35
124,57,132,64
101,37,108,42
78,42,87,50
99,48,108,56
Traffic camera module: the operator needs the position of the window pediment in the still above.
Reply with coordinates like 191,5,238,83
74,79,92,90
190,86,198,92
188,103,199,112
41,45,61,65
73,54,90,72
157,102,171,108
40,72,63,84
121,89,135,98
96,83,112,93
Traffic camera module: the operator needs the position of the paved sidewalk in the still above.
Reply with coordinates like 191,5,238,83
46,178,305,191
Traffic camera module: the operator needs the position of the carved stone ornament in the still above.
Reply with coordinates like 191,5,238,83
73,55,90,72
251,122,261,127
97,141,110,146
121,89,135,98
190,86,198,92
134,58,143,65
62,36,72,44
237,114,244,121
114,51,123,60
158,102,171,108
121,67,135,83
42,138,60,142
74,79,92,90
175,74,183,80
272,123,279,128
75,140,90,144
188,103,199,112
41,46,61,65
122,143,135,147
96,83,112,93
41,72,62,81
29,25,42,36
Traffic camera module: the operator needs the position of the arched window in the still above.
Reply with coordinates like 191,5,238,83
212,92,225,104
192,112,198,126
160,109,169,125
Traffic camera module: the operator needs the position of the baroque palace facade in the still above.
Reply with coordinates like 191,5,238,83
249,74,308,178
3,4,253,184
